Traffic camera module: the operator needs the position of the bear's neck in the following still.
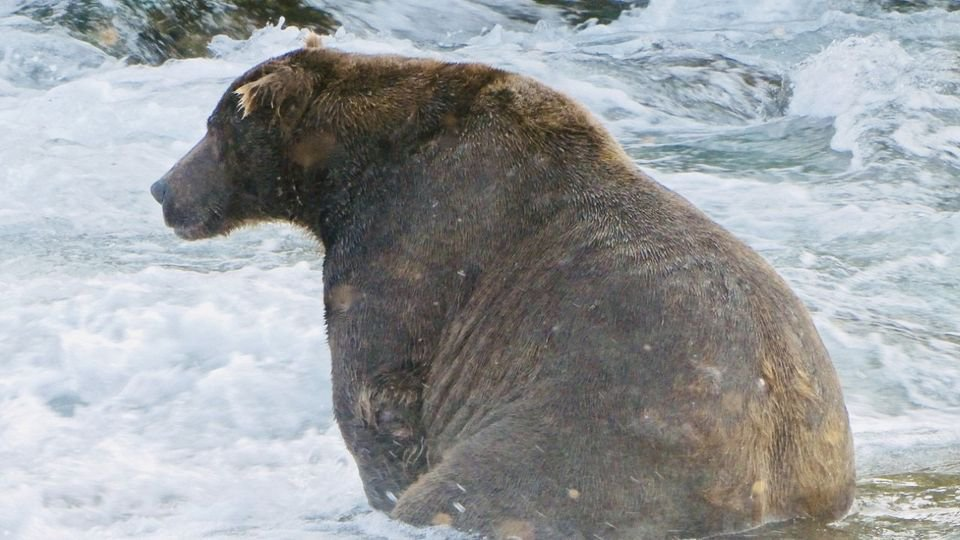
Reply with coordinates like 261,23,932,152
305,138,598,410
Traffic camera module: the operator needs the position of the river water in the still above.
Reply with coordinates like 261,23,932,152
1,1,958,538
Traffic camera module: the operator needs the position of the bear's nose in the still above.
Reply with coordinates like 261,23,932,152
150,179,167,204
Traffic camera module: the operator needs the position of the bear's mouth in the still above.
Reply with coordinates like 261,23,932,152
166,212,228,241
173,223,216,240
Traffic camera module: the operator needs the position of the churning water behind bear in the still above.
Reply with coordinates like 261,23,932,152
151,34,855,539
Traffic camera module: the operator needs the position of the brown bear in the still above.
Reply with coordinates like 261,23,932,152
150,34,855,539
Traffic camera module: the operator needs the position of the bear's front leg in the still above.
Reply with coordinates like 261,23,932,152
336,369,428,512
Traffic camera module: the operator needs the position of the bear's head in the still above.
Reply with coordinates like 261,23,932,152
150,40,330,240
151,36,509,242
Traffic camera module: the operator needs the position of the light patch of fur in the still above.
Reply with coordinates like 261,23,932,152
304,31,323,49
234,65,313,120
431,512,454,526
750,479,768,524
354,385,375,428
495,519,535,540
291,131,338,168
235,72,281,119
328,284,359,313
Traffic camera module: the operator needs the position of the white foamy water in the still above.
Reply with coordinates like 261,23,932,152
2,1,959,538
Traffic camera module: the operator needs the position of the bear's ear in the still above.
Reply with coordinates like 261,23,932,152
234,65,313,120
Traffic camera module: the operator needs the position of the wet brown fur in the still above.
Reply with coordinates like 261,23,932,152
151,36,855,538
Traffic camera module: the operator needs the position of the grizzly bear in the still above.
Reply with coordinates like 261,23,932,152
150,34,855,539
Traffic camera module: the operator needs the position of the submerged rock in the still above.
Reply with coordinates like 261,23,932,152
880,0,960,12
534,0,648,25
15,0,338,64
14,1,653,64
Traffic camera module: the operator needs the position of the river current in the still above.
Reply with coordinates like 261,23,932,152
1,1,958,538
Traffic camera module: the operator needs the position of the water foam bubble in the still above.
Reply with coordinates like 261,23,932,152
789,34,960,169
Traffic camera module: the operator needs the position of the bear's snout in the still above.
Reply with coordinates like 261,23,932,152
150,136,236,240
150,179,168,204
